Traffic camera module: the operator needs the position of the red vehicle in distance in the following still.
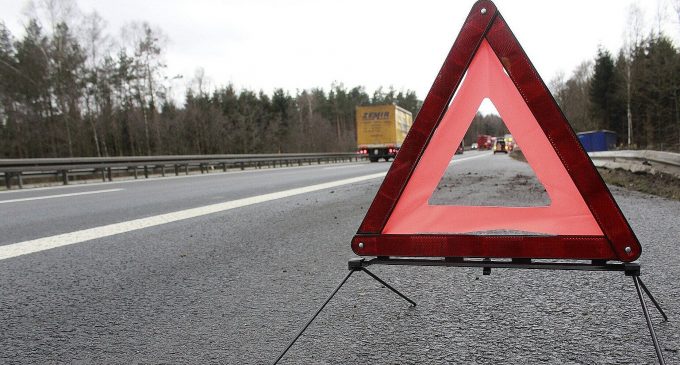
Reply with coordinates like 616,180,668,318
477,134,493,150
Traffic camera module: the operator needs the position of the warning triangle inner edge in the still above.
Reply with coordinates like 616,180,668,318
427,98,550,209
382,40,603,236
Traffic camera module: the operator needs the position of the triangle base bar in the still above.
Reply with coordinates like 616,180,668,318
272,258,668,365
353,234,617,260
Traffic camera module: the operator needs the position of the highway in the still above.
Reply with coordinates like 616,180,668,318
1,151,678,364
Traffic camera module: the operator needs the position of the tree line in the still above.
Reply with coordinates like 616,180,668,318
552,5,680,152
0,2,420,158
4,1,680,158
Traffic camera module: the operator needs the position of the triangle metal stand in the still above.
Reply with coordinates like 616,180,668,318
272,257,668,365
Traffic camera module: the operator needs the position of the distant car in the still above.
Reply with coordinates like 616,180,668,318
456,142,464,154
504,134,515,152
471,142,478,150
493,138,507,154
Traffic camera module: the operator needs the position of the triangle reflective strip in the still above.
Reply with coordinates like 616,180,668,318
352,0,641,262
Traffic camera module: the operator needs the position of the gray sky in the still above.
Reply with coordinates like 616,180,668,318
1,0,678,103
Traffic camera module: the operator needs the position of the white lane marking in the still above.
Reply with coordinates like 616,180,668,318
0,152,491,260
449,151,492,165
323,152,490,170
0,189,123,204
0,173,386,261
322,163,368,170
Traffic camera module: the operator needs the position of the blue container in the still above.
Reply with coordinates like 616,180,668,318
577,130,617,152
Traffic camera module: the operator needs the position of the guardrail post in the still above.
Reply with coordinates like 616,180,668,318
174,164,179,176
240,162,245,170
184,164,189,175
222,163,227,172
161,165,166,177
61,170,69,185
15,171,24,189
107,167,112,181
101,169,106,182
133,167,138,179
4,172,10,190
16,172,22,189
144,165,149,178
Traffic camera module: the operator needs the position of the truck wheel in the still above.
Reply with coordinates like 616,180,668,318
369,157,379,162
384,157,390,162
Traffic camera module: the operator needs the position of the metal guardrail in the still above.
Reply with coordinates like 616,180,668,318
3,150,675,190
0,152,365,189
589,150,680,178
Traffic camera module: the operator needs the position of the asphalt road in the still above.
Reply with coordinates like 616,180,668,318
0,151,678,364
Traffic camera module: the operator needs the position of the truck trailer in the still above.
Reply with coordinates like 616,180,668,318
356,104,413,162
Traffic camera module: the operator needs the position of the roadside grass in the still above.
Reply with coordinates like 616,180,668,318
509,150,680,201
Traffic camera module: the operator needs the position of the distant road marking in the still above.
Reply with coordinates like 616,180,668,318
323,152,490,169
449,151,492,164
322,163,367,170
0,173,386,261
0,189,123,204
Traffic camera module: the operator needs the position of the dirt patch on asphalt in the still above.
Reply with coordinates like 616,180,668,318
597,168,680,200
430,153,550,207
511,150,680,201
509,150,527,163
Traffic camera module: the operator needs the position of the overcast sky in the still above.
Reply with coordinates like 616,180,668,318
1,0,679,103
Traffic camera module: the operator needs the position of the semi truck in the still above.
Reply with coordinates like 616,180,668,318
356,104,413,162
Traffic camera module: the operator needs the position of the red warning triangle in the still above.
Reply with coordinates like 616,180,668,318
352,0,641,262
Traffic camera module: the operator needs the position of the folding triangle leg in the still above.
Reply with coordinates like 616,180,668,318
637,277,669,321
272,258,415,364
633,276,667,365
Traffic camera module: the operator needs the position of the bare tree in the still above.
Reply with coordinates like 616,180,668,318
553,61,594,132
624,4,645,146
121,21,168,155
23,0,79,34
81,11,109,156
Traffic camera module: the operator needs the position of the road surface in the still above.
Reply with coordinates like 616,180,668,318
1,151,678,364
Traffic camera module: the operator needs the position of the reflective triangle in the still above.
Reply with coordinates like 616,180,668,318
352,0,641,262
